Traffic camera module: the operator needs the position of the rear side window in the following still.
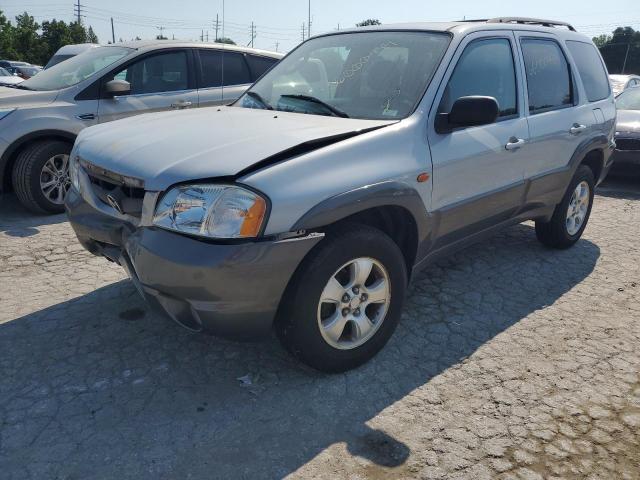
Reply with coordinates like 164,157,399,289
246,55,278,81
521,39,573,113
439,38,517,118
199,50,251,88
566,41,610,102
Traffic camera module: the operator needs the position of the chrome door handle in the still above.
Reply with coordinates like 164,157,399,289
505,137,526,151
570,124,587,135
171,100,193,109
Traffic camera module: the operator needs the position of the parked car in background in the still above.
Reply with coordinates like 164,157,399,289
609,74,640,96
610,87,640,172
66,18,615,372
0,40,282,213
0,67,23,86
15,65,42,80
44,43,100,69
0,60,31,76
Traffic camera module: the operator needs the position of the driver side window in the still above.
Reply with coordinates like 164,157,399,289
111,51,189,95
439,38,518,118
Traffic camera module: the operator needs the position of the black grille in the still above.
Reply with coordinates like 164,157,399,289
86,170,145,217
615,138,640,151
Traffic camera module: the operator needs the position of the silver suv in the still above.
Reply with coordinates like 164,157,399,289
66,18,616,372
0,41,281,213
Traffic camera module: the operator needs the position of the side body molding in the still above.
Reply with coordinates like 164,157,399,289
292,180,433,259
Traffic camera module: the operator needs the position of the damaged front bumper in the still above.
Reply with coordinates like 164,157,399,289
65,187,322,339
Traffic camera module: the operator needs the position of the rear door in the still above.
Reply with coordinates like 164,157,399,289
513,33,596,180
196,49,253,107
427,31,530,240
97,49,197,123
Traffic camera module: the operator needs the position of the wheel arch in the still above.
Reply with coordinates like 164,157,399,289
569,134,611,185
291,181,432,276
1,130,76,192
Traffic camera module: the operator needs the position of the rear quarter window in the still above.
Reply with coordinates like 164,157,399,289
246,55,278,81
566,40,610,102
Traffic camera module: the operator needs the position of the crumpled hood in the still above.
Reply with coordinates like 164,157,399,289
616,109,640,133
0,85,59,108
75,106,394,191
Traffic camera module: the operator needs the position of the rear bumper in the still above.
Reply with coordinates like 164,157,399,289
65,188,322,339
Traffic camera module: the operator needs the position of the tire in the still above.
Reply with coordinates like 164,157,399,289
535,164,595,249
12,140,72,214
276,224,407,373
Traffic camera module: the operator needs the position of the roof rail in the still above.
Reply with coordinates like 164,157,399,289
486,17,576,31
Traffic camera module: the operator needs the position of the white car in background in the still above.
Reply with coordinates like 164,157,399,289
44,43,100,69
609,74,640,96
0,67,23,86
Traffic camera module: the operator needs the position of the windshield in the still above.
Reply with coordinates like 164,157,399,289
239,31,451,120
21,46,133,91
616,87,640,110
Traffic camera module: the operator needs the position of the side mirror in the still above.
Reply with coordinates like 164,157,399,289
105,79,131,97
435,96,499,133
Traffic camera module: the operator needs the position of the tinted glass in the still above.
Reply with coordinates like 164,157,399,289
0,67,10,76
113,51,188,95
616,87,640,110
199,50,251,88
246,55,278,80
566,41,609,102
439,38,517,118
521,39,573,113
241,31,450,120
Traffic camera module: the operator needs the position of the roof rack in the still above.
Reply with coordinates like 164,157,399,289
486,17,576,31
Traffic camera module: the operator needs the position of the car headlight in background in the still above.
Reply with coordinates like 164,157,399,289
0,108,16,121
69,155,81,192
153,184,267,239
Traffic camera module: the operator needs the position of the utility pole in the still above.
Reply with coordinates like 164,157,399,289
110,17,115,44
308,0,311,38
301,22,306,42
622,38,632,74
275,41,279,52
206,31,209,42
249,21,256,48
74,0,83,24
157,26,165,39
201,30,204,42
214,14,219,42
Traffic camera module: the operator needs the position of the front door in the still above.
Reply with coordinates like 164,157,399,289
427,32,531,242
98,50,197,123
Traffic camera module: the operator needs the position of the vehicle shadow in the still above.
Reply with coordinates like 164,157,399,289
0,223,600,479
597,174,640,200
0,193,67,236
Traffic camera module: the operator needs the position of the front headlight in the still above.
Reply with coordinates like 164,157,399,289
0,108,16,121
153,184,267,239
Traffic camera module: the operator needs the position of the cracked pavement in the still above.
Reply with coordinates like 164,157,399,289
0,178,639,479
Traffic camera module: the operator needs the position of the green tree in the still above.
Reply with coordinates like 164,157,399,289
215,37,235,45
87,26,99,43
356,19,381,27
0,10,18,59
596,27,640,74
68,21,87,44
39,20,73,64
13,12,40,63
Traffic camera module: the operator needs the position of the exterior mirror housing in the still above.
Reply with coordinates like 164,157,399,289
105,79,131,97
436,96,500,133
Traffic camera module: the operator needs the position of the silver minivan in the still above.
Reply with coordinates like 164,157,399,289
67,18,616,372
0,41,282,213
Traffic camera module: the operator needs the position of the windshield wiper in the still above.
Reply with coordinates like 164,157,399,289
10,84,33,90
280,94,349,118
245,91,273,110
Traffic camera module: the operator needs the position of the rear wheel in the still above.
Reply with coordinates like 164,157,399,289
12,140,72,214
535,165,595,249
276,224,407,373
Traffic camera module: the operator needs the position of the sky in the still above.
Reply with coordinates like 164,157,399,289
2,0,640,53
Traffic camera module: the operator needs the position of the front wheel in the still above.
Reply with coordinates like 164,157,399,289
12,140,72,214
276,225,407,373
535,165,595,249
